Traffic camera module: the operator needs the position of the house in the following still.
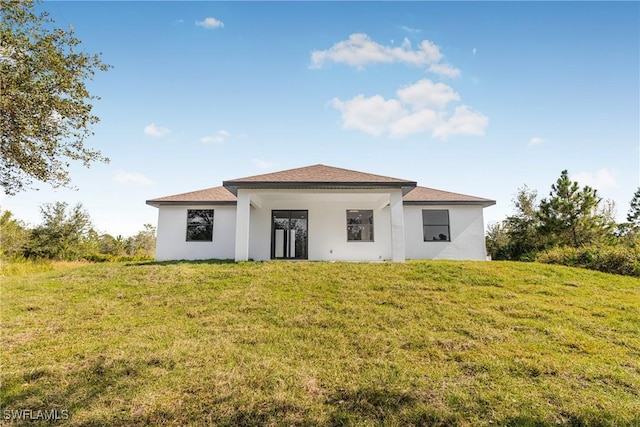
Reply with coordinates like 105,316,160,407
146,164,495,262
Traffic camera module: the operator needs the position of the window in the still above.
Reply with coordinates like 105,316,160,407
423,210,450,242
186,209,214,241
347,210,374,242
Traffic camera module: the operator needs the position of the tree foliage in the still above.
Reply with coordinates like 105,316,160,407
486,186,543,260
99,233,128,256
537,170,606,248
487,170,620,261
0,210,29,259
505,185,543,259
627,187,640,227
27,201,93,259
0,205,156,261
0,0,110,195
127,224,157,257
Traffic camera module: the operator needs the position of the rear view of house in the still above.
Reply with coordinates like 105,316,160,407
146,164,495,262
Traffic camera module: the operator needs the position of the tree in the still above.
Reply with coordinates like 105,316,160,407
0,210,30,259
485,186,545,260
485,221,510,260
99,233,128,256
616,188,640,246
504,185,544,259
627,187,640,227
28,201,93,259
126,224,156,257
537,170,605,247
0,1,110,195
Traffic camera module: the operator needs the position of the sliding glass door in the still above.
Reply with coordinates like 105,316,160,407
271,210,308,260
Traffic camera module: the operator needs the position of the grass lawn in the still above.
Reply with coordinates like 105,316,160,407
1,260,639,426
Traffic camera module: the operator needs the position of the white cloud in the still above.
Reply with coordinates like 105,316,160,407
432,106,489,140
113,171,153,185
317,35,485,140
389,109,440,138
571,169,617,191
396,79,460,110
427,62,461,78
200,130,231,143
252,159,274,170
310,33,442,69
400,25,421,34
528,136,547,147
332,95,404,136
332,81,487,140
196,17,224,29
143,123,171,137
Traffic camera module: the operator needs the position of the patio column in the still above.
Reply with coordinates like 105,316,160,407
234,190,250,261
389,189,406,262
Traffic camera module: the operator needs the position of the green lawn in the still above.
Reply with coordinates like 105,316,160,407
1,260,639,426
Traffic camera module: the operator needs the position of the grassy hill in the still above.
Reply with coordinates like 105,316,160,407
1,261,639,426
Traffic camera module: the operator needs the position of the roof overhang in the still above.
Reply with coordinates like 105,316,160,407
403,200,496,208
145,200,237,208
222,181,418,196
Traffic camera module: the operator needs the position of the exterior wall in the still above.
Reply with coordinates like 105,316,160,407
246,190,394,261
155,205,236,260
152,196,489,262
403,205,488,260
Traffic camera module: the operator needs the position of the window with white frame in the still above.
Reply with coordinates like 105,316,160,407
186,209,214,241
422,209,450,242
346,210,374,242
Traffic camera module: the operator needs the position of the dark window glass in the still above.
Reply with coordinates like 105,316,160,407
422,210,450,242
186,209,214,241
347,210,374,241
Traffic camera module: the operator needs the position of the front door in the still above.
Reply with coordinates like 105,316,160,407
271,210,308,260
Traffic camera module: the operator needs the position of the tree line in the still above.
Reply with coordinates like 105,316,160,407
1,202,155,261
486,170,639,276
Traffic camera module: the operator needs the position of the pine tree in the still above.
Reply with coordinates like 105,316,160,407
537,170,603,247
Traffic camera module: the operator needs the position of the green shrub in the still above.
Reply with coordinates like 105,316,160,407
82,253,154,263
536,245,640,277
82,253,113,263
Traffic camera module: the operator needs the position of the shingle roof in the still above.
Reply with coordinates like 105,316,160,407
404,186,495,207
146,165,495,207
222,164,417,195
224,164,416,184
146,186,236,206
147,185,495,207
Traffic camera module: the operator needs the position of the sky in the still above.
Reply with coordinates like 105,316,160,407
2,1,639,237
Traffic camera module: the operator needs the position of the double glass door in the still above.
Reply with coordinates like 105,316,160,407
271,210,308,260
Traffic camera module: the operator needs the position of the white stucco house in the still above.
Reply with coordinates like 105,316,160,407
146,164,495,262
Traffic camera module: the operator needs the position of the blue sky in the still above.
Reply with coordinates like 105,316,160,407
3,1,639,236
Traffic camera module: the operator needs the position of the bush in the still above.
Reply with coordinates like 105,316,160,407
536,245,640,277
82,253,154,263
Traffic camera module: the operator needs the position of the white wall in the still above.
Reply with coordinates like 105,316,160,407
247,196,392,261
155,205,236,261
403,205,488,260
153,196,489,262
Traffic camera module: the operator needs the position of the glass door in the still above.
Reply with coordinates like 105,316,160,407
272,210,308,260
